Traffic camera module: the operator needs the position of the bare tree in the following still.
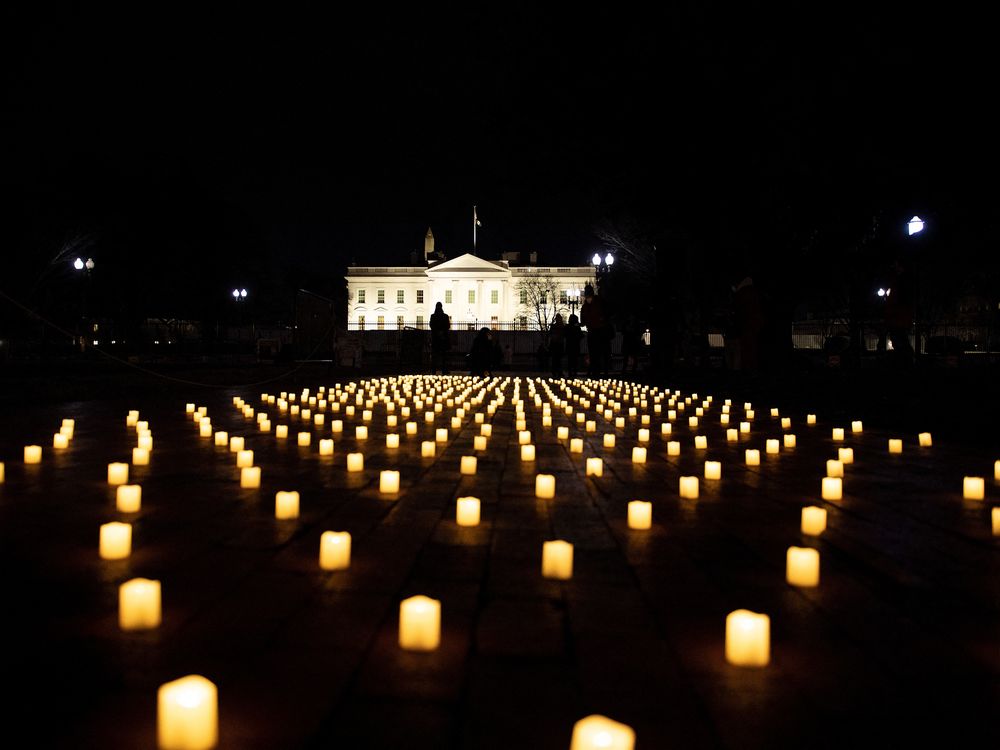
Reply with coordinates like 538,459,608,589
515,273,567,330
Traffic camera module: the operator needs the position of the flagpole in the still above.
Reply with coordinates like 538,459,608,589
473,205,477,255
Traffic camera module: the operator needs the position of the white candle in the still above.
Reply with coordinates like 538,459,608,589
679,476,699,499
229,436,244,452
119,578,161,630
213,431,228,446
425,411,435,424
807,413,817,425
331,420,343,434
720,413,730,425
433,428,446,443
637,428,649,443
704,461,721,480
355,426,368,440
380,470,400,493
100,522,132,560
259,420,271,433
667,441,681,456
319,531,351,570
132,447,150,466
116,484,142,512
571,438,584,454
542,540,574,579
851,420,863,433
518,430,531,445
603,434,616,448
822,476,842,500
765,439,779,454
108,462,129,485
826,459,843,478
783,434,796,449
384,434,399,449
456,496,481,526
801,506,827,535
275,491,300,519
918,432,932,447
474,435,488,451
236,450,254,468
745,449,760,466
346,453,364,472
399,595,441,651
452,416,462,430
996,460,1000,481
157,674,218,750
832,427,844,441
535,474,556,499
688,416,698,428
185,403,195,414
240,466,261,488
631,446,647,464
993,507,1000,536
50,431,69,450
481,424,493,437
24,445,42,464
557,426,569,440
627,500,652,530
726,428,738,442
386,414,398,428
661,423,672,435
199,420,212,438
739,421,751,434
460,456,477,475
781,417,791,429
585,420,596,433
319,438,335,456
694,435,707,450
615,417,625,429
585,457,603,476
421,441,436,457
725,609,770,667
786,546,820,587
520,444,536,461
963,476,985,500
569,715,635,750
542,415,552,427
838,447,853,464
406,421,418,435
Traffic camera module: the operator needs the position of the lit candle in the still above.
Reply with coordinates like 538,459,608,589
355,426,368,440
996,460,1000,481
319,531,351,570
51,432,68,450
213,431,228,447
346,453,364,472
421,441,436,457
993,507,1000,536
199,420,212,438
107,462,129,485
603,434,616,448
380,470,400,493
474,435,488,451
918,432,932,447
481,424,493,437
520,444,536,461
679,475,699,499
688,416,698,428
535,474,556,499
456,496,481,526
786,546,820,587
398,595,441,651
570,438,584,454
157,674,218,750
132,447,150,466
827,459,845,478
384,434,399,449
637,428,649,443
275,490,300,519
801,506,827,536
185,403,195,414
765,439,779,454
781,417,791,429
745,449,760,466
832,427,844,441
236,450,254,468
585,420,596,433
331,420,343,434
387,414,397,428
460,456,477,475
631,446,647,464
886,438,903,455
615,417,625,429
240,466,261,488
542,415,552,427
542,540,573,579
315,438,333,456
963,476,985,500
24,445,42,464
586,457,603,476
274,424,286,441
119,577,161,630
738,421,750,435
627,500,652,530
720,413,730,425
451,417,462,430
557,426,569,440
229,436,244,452
725,609,770,667
406,421,418,435
100,522,132,560
807,413,817,425
704,461,721,480
569,715,635,750
822,476,842,500
517,430,531,445
661,423,672,435
851,420,863,433
694,435,707,450
726,428,738,442
667,440,681,456
425,411,435,424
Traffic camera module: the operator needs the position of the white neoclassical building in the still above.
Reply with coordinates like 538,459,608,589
345,229,594,331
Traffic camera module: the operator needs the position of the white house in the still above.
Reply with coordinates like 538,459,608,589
345,229,594,331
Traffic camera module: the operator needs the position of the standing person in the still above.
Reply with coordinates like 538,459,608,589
549,314,566,377
430,301,451,374
565,313,583,377
580,284,609,377
467,327,494,377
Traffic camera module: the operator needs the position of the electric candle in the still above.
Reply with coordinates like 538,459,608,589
725,609,770,667
185,403,195,413
319,531,351,570
832,427,844,441
460,456,477,475
229,436,244,452
315,438,333,456
384,434,399,449
236,450,254,468
157,675,218,750
807,414,817,424
603,434,615,448
456,496,481,526
586,420,596,432
132,447,150,466
100,522,132,560
632,447,647,464
399,595,441,651
313,414,325,427
542,415,552,427
571,438,584,453
355,426,368,440
362,409,372,422
214,431,229,446
452,417,462,430
436,428,448,443
801,506,827,536
569,715,635,750
240,466,261,488
24,445,42,464
521,444,536,461
695,435,707,450
107,462,129,485
688,416,698,428
275,491,300,519
822,476,842,500
406,421,418,435
826,459,844,478
888,439,902,454
586,457,603,476
542,540,574,579
344,453,363,472
535,474,556,498
739,421,751,434
53,433,69,449
852,420,863,433
786,546,820,587
963,476,985,500
627,500,652,530
745,409,754,420
837,447,853,464
481,424,493,437
720,413,730,425
331,420,343,434
705,460,721,480
425,411,435,424
744,449,760,466
518,430,531,445
679,475,699,499
996,459,1000,481
557,426,569,440
119,578,161,630
727,429,738,442
199,420,212,438
380,470,400,494
638,428,649,443
765,439,779,455
641,414,650,425
993,507,1000,536
615,417,625,429
781,417,791,429
918,432,932,447
474,435,487,451
116,484,142,512
421,441,436,457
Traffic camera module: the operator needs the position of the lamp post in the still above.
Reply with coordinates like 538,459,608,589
73,258,96,352
591,252,614,293
906,215,925,357
567,288,581,317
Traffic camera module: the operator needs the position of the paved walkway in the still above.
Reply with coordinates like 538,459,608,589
0,376,997,748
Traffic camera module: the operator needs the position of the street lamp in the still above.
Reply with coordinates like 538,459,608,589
232,288,247,300
592,252,614,292
567,288,581,316
907,216,925,236
74,258,84,271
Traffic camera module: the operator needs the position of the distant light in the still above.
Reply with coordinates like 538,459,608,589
111,340,116,344
240,289,248,298
886,288,891,296
232,289,240,298
592,253,602,266
93,340,99,346
877,288,886,297
85,258,95,270
73,258,84,270
154,340,160,344
907,215,925,235
605,253,614,266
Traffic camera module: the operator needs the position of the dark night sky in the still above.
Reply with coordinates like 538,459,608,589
1,5,992,315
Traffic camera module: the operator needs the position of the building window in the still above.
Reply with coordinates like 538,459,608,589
518,315,528,330
397,290,405,304
397,315,405,329
377,315,385,330
540,292,547,304
559,290,567,305
357,315,365,330
491,289,499,304
416,315,424,329
468,290,476,304
377,289,385,304
357,289,366,303
520,289,527,305
445,290,452,304
416,290,424,304
491,315,499,327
